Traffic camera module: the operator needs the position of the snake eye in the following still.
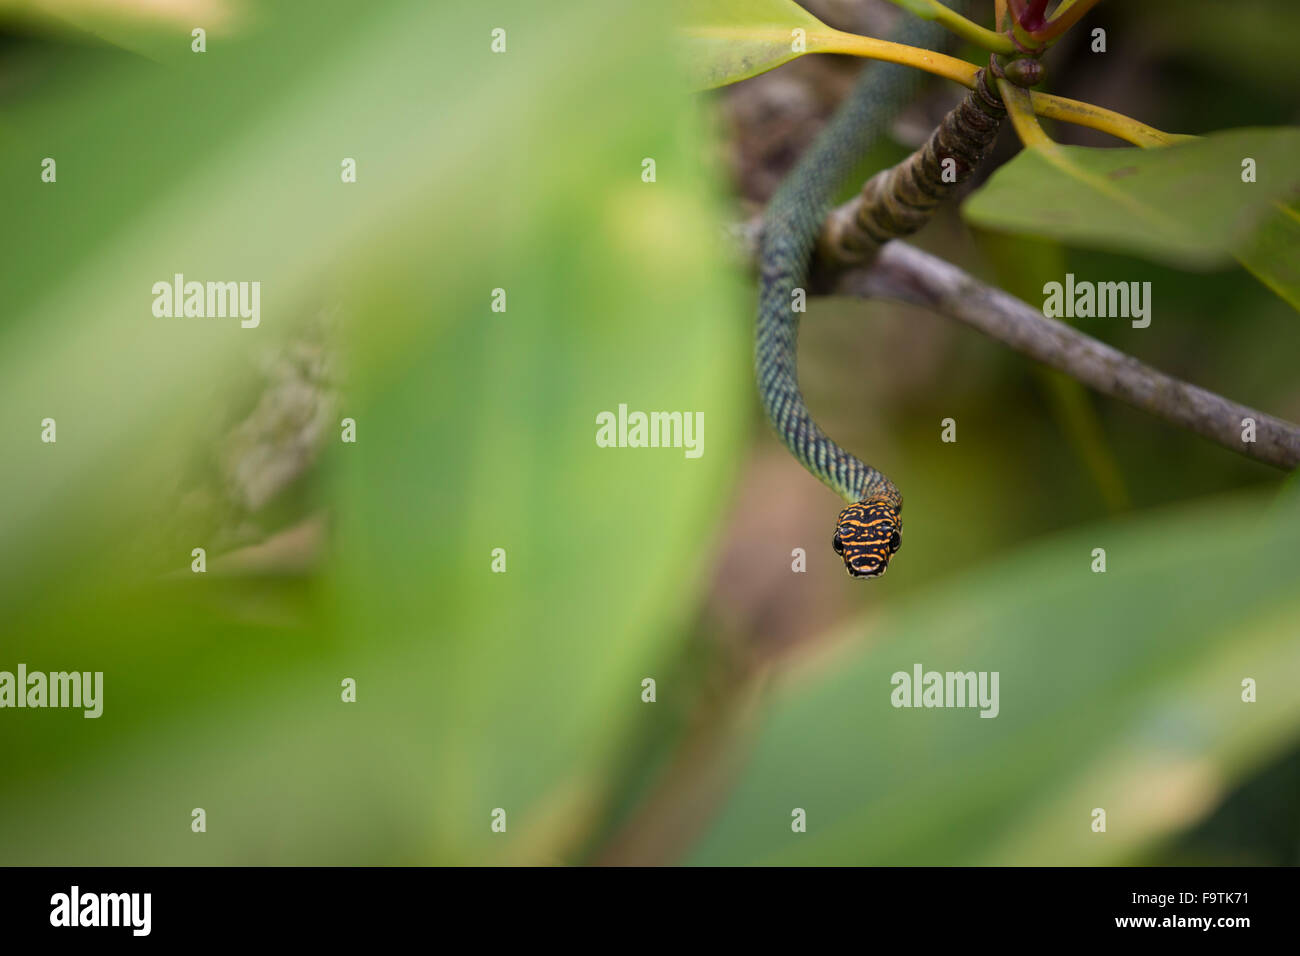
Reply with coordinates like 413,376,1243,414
889,530,901,553
831,534,844,555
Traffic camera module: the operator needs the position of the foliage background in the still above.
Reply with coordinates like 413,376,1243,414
0,0,1295,865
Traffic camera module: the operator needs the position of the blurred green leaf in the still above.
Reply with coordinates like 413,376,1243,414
975,230,1130,512
676,0,830,89
687,489,1300,864
0,0,748,864
1237,199,1300,311
963,128,1300,284
0,0,238,60
1127,0,1300,96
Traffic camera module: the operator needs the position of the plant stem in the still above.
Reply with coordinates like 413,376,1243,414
814,29,985,86
1019,0,1050,31
997,77,1055,148
883,0,1017,54
818,29,1186,148
1037,0,1106,43
1030,93,1194,147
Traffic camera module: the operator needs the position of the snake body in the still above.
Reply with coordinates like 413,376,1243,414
756,15,944,579
756,6,1002,579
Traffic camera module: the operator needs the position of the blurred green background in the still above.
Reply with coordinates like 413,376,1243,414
0,0,1295,865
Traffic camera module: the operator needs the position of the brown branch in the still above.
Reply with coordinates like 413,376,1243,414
821,71,1005,265
830,241,1300,470
730,185,1300,471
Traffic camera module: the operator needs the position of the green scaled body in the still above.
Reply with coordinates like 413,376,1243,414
755,14,948,578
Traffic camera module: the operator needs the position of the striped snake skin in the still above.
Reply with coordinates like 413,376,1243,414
756,3,1003,578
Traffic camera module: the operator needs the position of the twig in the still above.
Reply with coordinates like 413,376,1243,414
730,213,1299,470
830,241,1300,470
820,71,1005,264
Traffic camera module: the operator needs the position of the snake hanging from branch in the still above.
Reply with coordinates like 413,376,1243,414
756,3,1007,578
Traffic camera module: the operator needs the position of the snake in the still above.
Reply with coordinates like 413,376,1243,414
756,4,1003,579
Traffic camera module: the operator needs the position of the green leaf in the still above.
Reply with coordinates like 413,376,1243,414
687,489,1300,864
0,0,748,864
963,128,1300,282
975,231,1130,511
1237,199,1300,312
676,0,831,89
0,0,223,61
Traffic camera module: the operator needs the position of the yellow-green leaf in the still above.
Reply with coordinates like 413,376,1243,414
963,128,1300,288
1237,199,1300,312
0,0,749,866
688,489,1300,865
677,0,831,89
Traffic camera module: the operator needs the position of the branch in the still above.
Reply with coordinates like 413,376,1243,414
820,74,1005,264
731,214,1300,468
830,242,1300,470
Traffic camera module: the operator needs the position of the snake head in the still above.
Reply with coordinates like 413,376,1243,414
832,495,902,578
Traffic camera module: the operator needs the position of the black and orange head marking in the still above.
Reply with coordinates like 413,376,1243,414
832,497,902,579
